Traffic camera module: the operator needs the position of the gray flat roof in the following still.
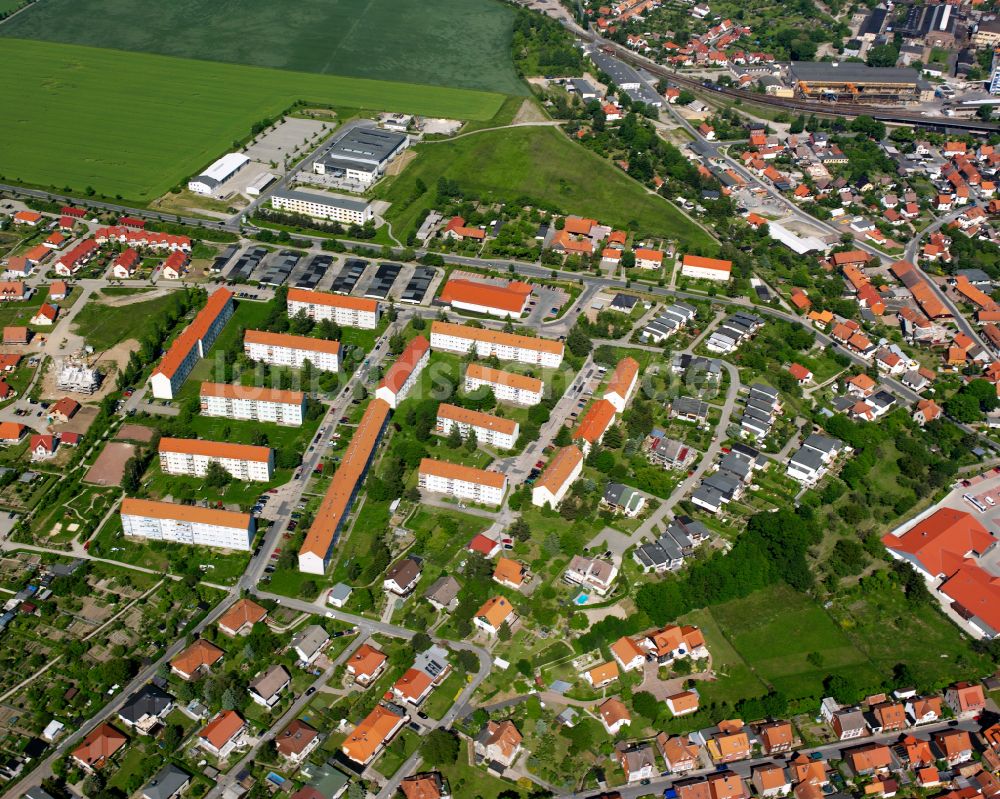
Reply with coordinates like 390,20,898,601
788,61,924,87
273,189,370,212
326,126,407,166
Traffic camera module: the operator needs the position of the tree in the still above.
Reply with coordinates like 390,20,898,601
677,89,695,105
421,729,460,766
388,332,407,355
411,632,433,652
866,44,898,67
497,622,512,641
632,690,661,722
566,324,592,358
120,456,143,493
447,424,463,448
946,391,982,423
204,460,232,489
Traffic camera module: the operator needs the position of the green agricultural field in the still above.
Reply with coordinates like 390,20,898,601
0,39,505,201
0,0,523,94
375,126,717,249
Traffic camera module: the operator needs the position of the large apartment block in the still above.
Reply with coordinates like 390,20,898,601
418,458,507,506
430,321,564,368
243,329,341,373
375,335,430,409
120,498,254,551
435,403,519,450
158,437,274,482
286,288,379,330
200,382,305,427
298,399,391,574
270,189,373,225
532,446,584,508
465,363,543,406
149,288,235,400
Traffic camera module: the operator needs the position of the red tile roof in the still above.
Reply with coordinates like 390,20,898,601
882,508,994,577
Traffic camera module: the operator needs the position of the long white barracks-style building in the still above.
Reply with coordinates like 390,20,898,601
120,498,254,551
464,363,544,406
430,321,564,368
286,288,379,330
270,190,374,225
243,329,341,373
435,403,519,450
158,437,274,482
199,383,305,427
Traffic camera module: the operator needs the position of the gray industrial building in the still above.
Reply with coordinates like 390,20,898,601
313,126,409,187
787,62,934,103
588,48,663,107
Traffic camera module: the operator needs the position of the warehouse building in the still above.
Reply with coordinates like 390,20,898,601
465,363,543,406
418,458,508,506
243,329,341,373
439,278,533,318
158,438,274,482
271,189,374,225
286,288,380,330
787,62,934,103
188,153,250,195
436,403,519,449
120,498,254,551
199,383,305,427
430,321,564,367
298,399,392,574
312,126,409,187
149,288,235,400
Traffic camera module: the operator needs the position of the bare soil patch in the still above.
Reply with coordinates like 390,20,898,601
84,441,135,486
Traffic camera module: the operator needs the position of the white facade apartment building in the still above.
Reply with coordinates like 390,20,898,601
464,363,543,406
270,190,374,225
149,288,235,401
418,458,507,506
120,498,254,551
374,335,430,409
532,445,584,508
435,403,519,450
286,287,379,330
430,321,563,368
158,437,274,482
243,329,341,373
200,383,305,427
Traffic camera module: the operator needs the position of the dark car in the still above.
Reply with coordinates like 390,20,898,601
305,686,316,696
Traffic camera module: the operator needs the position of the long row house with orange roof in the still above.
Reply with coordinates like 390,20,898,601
158,437,273,482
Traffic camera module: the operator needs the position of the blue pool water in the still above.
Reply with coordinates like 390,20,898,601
574,592,589,605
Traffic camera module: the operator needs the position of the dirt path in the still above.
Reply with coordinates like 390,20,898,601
99,288,172,308
512,98,549,125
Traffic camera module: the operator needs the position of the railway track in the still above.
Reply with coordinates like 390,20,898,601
577,28,1000,133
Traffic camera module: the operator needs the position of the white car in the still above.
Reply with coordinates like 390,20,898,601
987,496,996,507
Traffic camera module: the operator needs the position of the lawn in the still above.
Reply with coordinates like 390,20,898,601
439,740,525,799
0,0,524,95
72,290,188,351
375,126,717,249
0,38,505,201
706,583,883,700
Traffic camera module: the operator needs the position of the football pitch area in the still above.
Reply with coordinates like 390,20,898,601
0,38,505,202
0,0,525,95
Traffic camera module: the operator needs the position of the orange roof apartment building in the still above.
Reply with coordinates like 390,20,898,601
417,457,508,506
149,288,235,400
603,356,640,412
375,335,430,409
464,363,543,406
121,497,255,552
439,278,532,318
286,287,380,330
158,437,274,482
298,398,391,574
572,398,618,455
436,403,519,450
531,445,584,509
430,321,564,368
199,382,306,427
244,329,342,373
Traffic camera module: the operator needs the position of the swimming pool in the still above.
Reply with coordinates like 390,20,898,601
574,592,589,605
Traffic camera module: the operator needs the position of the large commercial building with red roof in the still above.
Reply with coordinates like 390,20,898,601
158,437,274,481
375,335,429,408
243,329,341,373
430,321,563,367
298,399,392,574
286,287,379,329
199,382,305,427
882,508,995,579
439,278,532,318
149,288,234,400
120,498,254,551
